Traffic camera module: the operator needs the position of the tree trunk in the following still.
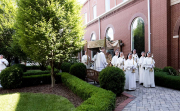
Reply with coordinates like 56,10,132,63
51,60,55,87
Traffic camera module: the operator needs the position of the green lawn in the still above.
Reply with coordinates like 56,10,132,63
0,93,75,111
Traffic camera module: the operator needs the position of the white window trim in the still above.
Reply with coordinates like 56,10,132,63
93,5,97,19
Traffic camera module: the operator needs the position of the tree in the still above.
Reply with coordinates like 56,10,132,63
15,0,85,87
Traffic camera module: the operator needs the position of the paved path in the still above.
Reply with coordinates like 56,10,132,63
123,83,180,111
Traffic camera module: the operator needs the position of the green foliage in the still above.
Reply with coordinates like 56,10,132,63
0,66,23,89
46,65,59,72
154,67,163,72
23,70,50,76
61,62,71,72
70,63,86,80
163,66,177,76
13,64,27,72
0,93,75,111
26,66,40,70
60,73,116,111
99,67,125,95
155,72,180,90
22,73,61,86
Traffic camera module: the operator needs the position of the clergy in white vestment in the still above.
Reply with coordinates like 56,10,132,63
111,50,119,66
0,55,9,73
81,51,90,69
116,52,125,70
138,51,146,84
142,52,155,88
132,49,139,81
124,53,137,90
93,52,99,70
95,47,108,72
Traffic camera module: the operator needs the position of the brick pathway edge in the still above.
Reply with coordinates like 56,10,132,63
115,92,136,111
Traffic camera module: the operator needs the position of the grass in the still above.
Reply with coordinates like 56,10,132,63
0,93,75,111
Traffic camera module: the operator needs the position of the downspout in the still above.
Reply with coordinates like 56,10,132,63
98,17,101,40
148,0,151,52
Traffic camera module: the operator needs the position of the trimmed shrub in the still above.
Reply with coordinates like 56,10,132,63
46,65,59,72
23,70,50,76
13,64,27,72
163,66,177,76
60,73,116,111
61,62,71,72
99,67,125,95
26,66,40,70
154,67,163,72
0,66,23,89
155,72,180,90
22,73,61,86
70,63,86,80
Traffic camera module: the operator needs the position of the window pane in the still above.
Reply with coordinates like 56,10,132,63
105,0,110,12
93,5,97,19
106,28,114,40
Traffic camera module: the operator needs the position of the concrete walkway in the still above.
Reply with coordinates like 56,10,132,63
123,83,180,111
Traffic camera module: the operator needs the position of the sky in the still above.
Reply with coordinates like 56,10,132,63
77,0,86,4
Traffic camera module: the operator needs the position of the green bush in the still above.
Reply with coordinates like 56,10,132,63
60,73,116,111
26,66,40,70
163,66,177,76
70,63,86,80
154,67,163,72
13,64,27,72
0,66,23,89
61,62,71,72
155,72,180,90
99,67,125,95
46,65,59,72
23,70,50,76
22,73,61,86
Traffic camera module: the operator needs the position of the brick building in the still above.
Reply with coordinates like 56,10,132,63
80,0,180,70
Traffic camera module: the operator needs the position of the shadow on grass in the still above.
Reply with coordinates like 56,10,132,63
0,93,75,111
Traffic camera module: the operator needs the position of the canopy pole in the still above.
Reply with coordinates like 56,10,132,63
86,41,88,66
104,37,106,52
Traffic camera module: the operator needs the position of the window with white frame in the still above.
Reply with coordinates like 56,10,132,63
85,13,87,24
106,27,114,40
93,5,97,19
105,0,110,12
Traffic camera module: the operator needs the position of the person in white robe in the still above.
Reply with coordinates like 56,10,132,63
142,52,155,88
81,51,90,69
132,49,139,81
95,47,108,72
124,53,137,90
0,55,9,73
111,50,119,66
138,51,146,84
93,52,98,70
116,52,125,70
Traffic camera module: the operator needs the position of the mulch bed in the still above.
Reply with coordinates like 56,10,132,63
0,83,128,108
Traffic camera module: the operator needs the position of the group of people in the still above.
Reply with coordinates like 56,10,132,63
81,48,155,91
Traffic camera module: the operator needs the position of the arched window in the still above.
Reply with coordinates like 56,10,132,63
106,27,114,56
91,33,96,60
131,17,145,57
106,27,114,40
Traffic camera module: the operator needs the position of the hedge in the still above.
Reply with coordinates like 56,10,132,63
26,66,40,70
155,72,180,90
60,73,116,111
22,74,61,86
23,70,51,76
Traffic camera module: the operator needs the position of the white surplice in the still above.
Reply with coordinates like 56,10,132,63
116,57,125,70
95,52,108,72
0,58,9,73
138,56,145,84
81,55,90,69
93,54,97,70
142,57,155,88
111,55,118,66
132,54,139,81
124,59,137,90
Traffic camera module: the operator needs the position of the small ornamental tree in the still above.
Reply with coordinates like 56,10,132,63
15,0,85,87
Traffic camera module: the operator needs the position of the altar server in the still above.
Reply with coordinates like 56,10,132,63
124,53,137,90
0,55,9,73
138,51,146,84
111,50,119,66
142,52,155,88
132,49,139,81
95,47,108,72
116,52,125,69
81,51,90,68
